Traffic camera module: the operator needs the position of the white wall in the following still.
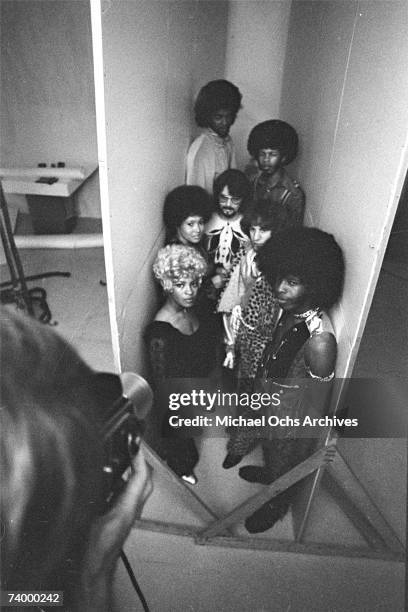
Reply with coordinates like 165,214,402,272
95,0,228,373
280,0,408,538
280,0,408,379
224,0,292,169
0,0,100,217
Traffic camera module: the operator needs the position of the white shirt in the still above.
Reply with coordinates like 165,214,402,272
205,211,248,268
185,128,236,194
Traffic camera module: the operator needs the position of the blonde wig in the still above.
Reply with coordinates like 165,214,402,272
153,244,207,292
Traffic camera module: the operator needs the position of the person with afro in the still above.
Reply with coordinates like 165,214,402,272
186,80,242,194
162,184,222,315
247,119,305,229
222,227,344,534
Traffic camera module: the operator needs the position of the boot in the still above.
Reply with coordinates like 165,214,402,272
245,498,289,533
222,452,244,469
239,465,272,484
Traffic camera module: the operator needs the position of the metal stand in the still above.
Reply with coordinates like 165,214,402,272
0,181,70,322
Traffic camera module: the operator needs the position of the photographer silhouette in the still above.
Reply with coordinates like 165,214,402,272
0,307,152,611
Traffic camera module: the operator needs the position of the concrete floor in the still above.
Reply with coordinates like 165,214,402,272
115,530,404,612
0,242,114,372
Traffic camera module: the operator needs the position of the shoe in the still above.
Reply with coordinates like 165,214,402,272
245,499,288,533
222,452,244,469
181,473,198,485
239,465,271,484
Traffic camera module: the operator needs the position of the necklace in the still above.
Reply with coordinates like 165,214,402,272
293,307,320,320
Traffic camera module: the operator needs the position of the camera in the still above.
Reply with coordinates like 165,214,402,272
101,372,152,509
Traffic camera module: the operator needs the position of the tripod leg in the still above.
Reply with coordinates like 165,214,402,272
0,182,33,314
0,271,71,289
0,214,19,286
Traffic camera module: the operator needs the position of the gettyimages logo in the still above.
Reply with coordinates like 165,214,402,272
167,388,281,411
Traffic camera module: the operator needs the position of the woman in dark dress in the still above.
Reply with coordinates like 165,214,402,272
145,243,218,484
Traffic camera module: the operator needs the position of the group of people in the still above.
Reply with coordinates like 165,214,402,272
145,79,345,534
0,78,346,606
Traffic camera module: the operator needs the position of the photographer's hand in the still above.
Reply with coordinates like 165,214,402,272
78,451,152,611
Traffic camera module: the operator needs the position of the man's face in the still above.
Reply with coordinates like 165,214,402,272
218,185,242,218
274,275,309,313
257,148,283,174
208,108,234,138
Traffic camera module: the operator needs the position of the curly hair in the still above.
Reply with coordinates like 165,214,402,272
213,169,251,213
194,80,242,128
247,120,299,165
153,244,208,292
241,199,293,236
163,185,212,243
257,227,344,309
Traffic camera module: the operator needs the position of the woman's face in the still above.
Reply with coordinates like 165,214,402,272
274,275,311,313
169,276,200,309
177,215,205,245
249,224,272,250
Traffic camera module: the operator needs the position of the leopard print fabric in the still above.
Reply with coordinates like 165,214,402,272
236,275,280,378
